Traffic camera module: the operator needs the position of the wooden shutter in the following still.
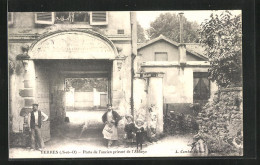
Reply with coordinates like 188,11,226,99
8,12,14,25
35,12,55,24
90,11,108,25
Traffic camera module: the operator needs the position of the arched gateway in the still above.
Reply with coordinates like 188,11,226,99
29,30,118,59
21,30,124,142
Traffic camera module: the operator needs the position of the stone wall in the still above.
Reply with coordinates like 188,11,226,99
8,11,133,134
196,87,243,155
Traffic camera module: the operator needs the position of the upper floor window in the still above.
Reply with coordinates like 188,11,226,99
35,12,108,25
155,52,168,61
8,12,14,25
55,12,90,23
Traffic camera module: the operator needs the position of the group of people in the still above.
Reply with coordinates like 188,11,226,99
27,103,149,151
102,104,146,149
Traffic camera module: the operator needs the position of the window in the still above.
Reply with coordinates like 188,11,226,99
35,12,55,24
155,52,168,61
74,12,90,22
55,12,70,23
90,12,108,25
117,29,124,34
55,12,90,23
8,12,13,25
193,72,210,104
35,12,108,25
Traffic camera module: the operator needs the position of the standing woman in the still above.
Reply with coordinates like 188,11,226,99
102,104,122,148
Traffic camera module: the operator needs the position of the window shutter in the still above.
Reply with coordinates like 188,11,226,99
90,12,108,25
35,12,55,24
8,12,14,25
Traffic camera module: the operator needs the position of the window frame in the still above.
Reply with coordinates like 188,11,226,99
193,72,211,102
154,52,168,61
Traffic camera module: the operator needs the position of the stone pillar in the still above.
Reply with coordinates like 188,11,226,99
112,60,123,110
146,72,164,135
133,77,147,118
19,60,36,129
209,81,219,101
112,59,125,144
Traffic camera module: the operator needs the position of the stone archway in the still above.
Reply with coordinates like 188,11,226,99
20,30,121,142
28,30,118,59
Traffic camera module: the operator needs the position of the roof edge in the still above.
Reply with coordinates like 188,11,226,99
138,35,208,60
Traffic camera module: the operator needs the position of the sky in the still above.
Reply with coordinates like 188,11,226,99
136,10,241,29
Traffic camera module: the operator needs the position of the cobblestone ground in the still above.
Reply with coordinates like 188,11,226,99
9,110,195,158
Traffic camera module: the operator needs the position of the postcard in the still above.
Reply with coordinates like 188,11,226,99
8,10,243,158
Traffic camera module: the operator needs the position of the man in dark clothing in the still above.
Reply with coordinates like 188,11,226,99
28,103,48,151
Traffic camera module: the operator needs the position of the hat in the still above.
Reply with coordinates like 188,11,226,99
125,114,133,120
135,118,144,124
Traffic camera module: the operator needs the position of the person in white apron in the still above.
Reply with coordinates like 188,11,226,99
102,104,121,148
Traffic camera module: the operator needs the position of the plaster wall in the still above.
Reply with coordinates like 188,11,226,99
133,78,147,116
34,63,51,141
9,12,131,37
148,77,164,134
8,43,32,133
142,66,210,104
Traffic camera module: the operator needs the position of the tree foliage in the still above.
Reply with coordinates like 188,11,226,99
147,13,200,43
199,11,242,87
137,21,146,43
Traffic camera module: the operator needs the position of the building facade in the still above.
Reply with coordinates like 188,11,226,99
8,12,137,142
134,35,218,134
8,12,217,145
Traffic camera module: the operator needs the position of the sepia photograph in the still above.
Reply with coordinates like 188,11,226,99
8,10,243,158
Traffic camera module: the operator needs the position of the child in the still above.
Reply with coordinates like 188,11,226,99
135,119,145,150
124,115,135,147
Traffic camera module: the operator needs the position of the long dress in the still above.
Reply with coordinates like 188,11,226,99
102,111,118,140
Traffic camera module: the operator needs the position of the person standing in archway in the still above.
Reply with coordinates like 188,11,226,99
102,104,121,148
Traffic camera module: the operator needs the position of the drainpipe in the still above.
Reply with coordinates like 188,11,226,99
130,12,137,117
178,12,186,67
179,12,184,43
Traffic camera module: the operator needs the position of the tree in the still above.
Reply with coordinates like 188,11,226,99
137,21,146,43
199,11,242,87
147,13,199,43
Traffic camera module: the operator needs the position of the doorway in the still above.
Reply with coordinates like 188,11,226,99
34,60,112,142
